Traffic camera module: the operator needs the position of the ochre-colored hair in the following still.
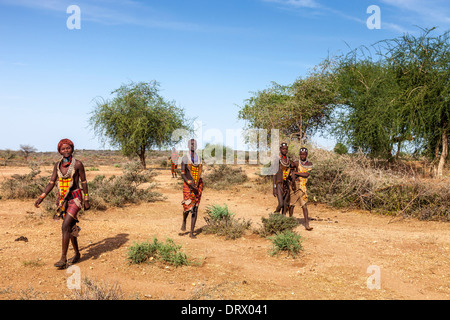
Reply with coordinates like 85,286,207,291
58,139,74,153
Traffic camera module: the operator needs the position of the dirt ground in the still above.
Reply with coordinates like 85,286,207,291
0,164,449,300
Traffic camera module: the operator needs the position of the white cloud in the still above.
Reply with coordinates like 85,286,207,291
380,0,450,28
0,0,212,32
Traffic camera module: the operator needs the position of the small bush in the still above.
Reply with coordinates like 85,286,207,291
205,204,234,222
0,163,47,199
88,161,164,209
256,213,298,237
333,142,348,155
127,239,159,264
73,277,123,300
203,165,248,190
156,238,190,267
269,231,303,258
127,237,190,267
203,204,252,240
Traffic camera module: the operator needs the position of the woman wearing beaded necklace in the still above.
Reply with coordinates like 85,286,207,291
289,147,313,230
34,139,90,268
272,143,293,215
180,139,203,239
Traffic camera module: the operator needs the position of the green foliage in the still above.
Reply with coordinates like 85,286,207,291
332,56,403,158
127,240,158,264
203,165,248,190
203,204,252,240
269,231,303,258
156,238,190,267
333,142,348,155
127,237,190,267
205,204,235,222
257,213,298,237
332,28,449,172
89,81,192,168
238,68,341,145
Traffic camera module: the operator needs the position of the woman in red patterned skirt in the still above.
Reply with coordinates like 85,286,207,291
34,139,90,269
180,139,203,239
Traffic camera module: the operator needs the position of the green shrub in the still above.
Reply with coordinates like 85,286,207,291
202,204,252,240
269,231,303,258
333,142,348,155
127,237,190,267
257,213,298,237
205,204,234,222
127,239,159,264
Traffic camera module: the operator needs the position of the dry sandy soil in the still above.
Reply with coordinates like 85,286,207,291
0,164,449,301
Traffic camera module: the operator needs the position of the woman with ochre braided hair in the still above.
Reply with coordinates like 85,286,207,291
34,139,90,269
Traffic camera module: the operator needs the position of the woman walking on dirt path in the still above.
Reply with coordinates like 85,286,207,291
34,139,91,268
289,147,313,231
180,139,204,239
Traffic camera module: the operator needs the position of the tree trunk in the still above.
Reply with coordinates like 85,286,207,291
437,128,448,178
395,141,402,160
139,148,147,169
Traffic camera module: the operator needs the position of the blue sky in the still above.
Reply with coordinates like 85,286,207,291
0,0,449,152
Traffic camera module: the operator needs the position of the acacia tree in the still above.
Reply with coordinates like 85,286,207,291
89,81,191,169
332,55,406,158
20,144,37,161
238,65,341,146
379,28,449,176
332,28,449,175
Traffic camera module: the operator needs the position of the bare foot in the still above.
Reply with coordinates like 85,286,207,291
54,258,67,269
68,253,80,265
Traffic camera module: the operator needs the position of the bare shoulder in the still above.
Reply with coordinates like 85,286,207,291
181,154,189,164
75,159,85,170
